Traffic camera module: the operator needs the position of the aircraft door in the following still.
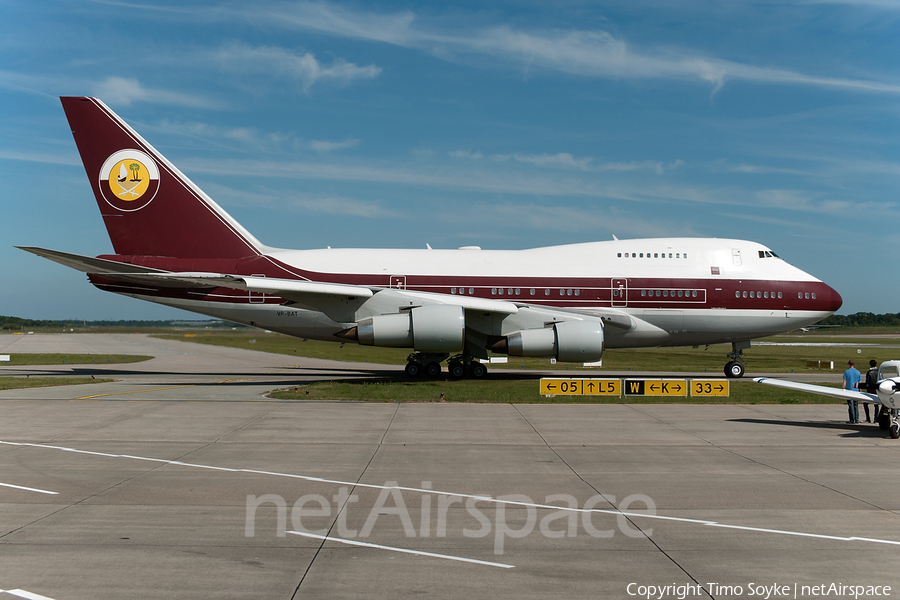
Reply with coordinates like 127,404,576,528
732,248,742,266
611,278,627,306
389,275,407,289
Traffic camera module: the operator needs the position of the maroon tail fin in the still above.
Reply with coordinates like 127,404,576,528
60,97,263,259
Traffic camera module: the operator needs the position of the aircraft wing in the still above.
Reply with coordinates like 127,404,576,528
753,377,880,404
19,247,521,323
126,272,518,322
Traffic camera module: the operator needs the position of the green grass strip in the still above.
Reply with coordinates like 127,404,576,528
0,377,115,391
0,354,152,366
269,378,849,404
154,331,897,374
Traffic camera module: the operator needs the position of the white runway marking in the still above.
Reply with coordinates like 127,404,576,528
1,590,57,600
0,482,58,495
2,440,898,548
288,530,515,568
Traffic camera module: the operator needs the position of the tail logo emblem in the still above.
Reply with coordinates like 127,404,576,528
99,149,160,212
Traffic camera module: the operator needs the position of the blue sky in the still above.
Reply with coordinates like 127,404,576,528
2,0,899,319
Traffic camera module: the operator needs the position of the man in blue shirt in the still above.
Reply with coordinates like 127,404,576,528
843,360,862,424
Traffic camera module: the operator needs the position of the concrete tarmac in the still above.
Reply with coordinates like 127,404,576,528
1,334,899,600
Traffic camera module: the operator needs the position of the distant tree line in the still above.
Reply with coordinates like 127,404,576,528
817,313,900,327
0,316,59,329
0,316,244,330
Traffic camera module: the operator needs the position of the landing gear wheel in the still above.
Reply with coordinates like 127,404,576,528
724,361,744,379
448,361,466,379
405,362,422,378
890,422,900,439
879,409,891,431
470,362,487,378
424,362,442,378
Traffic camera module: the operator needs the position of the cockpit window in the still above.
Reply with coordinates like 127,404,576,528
758,250,780,259
880,365,899,379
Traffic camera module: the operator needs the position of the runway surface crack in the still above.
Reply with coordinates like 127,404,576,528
289,402,400,599
510,404,715,599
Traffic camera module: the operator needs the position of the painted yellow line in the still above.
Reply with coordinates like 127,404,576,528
74,385,195,400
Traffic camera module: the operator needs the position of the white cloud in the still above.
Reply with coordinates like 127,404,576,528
728,164,807,176
0,149,79,166
150,119,300,152
513,153,592,170
484,203,688,238
200,182,397,218
92,77,218,108
448,150,484,160
237,2,900,96
210,43,380,92
799,0,900,8
178,155,708,208
476,152,679,174
755,188,894,214
310,138,360,152
286,194,399,218
254,1,419,45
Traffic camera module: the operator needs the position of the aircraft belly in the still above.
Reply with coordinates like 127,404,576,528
605,308,834,348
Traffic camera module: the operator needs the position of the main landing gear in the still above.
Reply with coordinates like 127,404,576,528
724,341,750,379
404,353,488,379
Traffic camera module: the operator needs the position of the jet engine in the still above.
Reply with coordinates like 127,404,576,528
356,304,465,353
505,320,604,363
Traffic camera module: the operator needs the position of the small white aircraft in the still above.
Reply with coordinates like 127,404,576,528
19,97,843,379
755,360,900,438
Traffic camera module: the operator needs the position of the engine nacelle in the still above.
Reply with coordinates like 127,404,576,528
357,304,465,353
877,379,900,410
506,320,604,363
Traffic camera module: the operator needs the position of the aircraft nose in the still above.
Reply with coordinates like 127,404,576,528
822,283,843,313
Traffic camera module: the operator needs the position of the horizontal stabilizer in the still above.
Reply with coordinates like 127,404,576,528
116,272,375,300
17,247,166,274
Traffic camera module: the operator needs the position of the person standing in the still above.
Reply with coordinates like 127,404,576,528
843,360,862,424
864,359,879,423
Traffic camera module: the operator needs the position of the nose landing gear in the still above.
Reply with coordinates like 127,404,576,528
876,406,900,439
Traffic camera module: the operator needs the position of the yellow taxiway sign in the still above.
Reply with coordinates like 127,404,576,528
540,378,621,396
690,380,730,397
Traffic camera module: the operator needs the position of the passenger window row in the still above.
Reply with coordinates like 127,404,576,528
618,252,687,259
735,291,784,299
640,290,699,298
484,288,583,296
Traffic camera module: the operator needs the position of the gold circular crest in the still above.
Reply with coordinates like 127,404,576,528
108,158,151,201
98,149,160,212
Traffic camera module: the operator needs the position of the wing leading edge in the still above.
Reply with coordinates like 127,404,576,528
753,377,879,404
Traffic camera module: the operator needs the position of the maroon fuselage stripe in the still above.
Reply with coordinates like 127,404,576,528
89,253,842,313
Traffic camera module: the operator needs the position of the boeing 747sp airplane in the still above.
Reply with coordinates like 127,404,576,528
20,97,842,378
